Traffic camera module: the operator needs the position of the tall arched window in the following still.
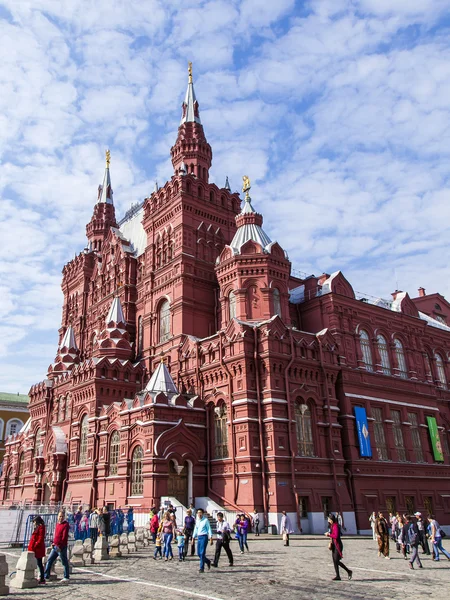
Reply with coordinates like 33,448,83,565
214,405,229,459
377,334,391,375
137,316,144,357
273,289,281,317
16,453,25,484
295,403,315,457
229,291,236,320
359,330,373,372
131,446,143,495
159,300,170,343
79,415,89,465
109,431,120,476
394,339,408,379
434,353,447,389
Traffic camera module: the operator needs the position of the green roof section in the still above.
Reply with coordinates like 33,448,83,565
0,392,29,404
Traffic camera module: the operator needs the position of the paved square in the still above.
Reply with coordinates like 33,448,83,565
1,535,449,600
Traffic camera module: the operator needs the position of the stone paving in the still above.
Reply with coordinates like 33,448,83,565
1,535,449,600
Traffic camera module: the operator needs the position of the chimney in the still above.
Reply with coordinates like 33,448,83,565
418,287,426,297
391,290,403,301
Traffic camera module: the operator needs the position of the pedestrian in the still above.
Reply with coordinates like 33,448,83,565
184,508,196,557
189,502,196,514
74,505,83,540
401,515,411,559
153,532,163,559
150,510,159,544
280,510,294,547
193,508,213,573
80,510,89,541
212,511,233,568
414,512,430,555
369,511,377,541
325,514,352,581
170,511,178,531
28,515,46,584
375,511,390,559
117,506,125,535
429,514,450,561
126,506,135,532
407,516,422,569
98,506,111,553
177,529,185,561
395,515,404,554
89,508,99,546
161,511,175,561
252,509,260,536
237,514,249,553
44,511,70,584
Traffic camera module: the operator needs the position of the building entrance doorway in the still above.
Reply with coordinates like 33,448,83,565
167,460,188,507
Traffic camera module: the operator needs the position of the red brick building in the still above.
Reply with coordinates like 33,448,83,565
2,67,450,534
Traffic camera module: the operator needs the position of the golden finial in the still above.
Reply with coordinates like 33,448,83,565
242,175,251,200
106,149,111,167
188,61,193,83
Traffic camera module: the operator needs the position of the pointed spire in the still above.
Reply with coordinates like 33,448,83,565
98,149,113,204
60,326,78,351
145,361,179,395
154,181,159,193
224,176,231,191
180,62,201,125
106,296,126,326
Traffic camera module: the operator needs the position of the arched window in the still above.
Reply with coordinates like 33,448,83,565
214,405,229,459
79,415,89,465
295,403,315,457
16,453,25,484
434,353,447,389
33,428,42,461
137,316,144,357
377,334,391,375
359,330,373,372
394,339,408,379
131,446,143,495
159,299,170,343
109,431,120,476
273,288,281,317
229,291,236,320
6,419,24,437
0,419,4,441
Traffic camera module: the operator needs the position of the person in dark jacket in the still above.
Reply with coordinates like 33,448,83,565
408,516,423,569
325,514,352,581
375,512,390,559
28,516,46,584
44,511,70,583
184,509,196,557
98,506,111,537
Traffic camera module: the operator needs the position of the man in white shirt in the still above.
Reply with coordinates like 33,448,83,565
212,512,233,568
192,509,213,572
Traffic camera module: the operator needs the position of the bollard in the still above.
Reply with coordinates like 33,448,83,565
128,531,137,552
93,535,108,562
0,554,9,596
135,528,144,550
82,538,94,565
10,551,38,589
119,533,129,555
109,535,121,558
70,540,85,567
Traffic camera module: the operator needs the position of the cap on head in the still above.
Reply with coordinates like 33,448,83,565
414,512,421,517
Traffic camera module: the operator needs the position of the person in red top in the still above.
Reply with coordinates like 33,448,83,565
28,516,46,584
150,510,159,544
44,511,70,584
325,514,352,581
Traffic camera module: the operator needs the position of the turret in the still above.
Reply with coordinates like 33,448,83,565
86,150,118,251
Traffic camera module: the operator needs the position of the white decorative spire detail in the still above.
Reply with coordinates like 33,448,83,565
60,326,78,351
224,176,231,191
98,149,113,204
106,296,126,326
180,62,201,125
145,360,179,394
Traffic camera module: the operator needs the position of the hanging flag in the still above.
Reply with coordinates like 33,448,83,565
354,406,372,457
426,416,444,462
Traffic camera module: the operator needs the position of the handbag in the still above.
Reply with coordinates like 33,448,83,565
282,532,288,542
328,541,333,551
440,529,446,539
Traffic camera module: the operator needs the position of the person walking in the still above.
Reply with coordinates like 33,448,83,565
161,511,175,561
44,511,70,584
325,514,352,581
28,516,46,584
212,512,233,568
369,511,377,541
74,505,83,541
193,508,213,573
375,512,390,559
280,511,294,547
237,514,249,553
414,512,430,556
126,507,135,533
117,507,125,535
89,508,99,546
407,516,423,569
429,514,450,561
184,509,196,557
252,509,260,536
150,510,159,544
153,532,163,559
177,529,185,561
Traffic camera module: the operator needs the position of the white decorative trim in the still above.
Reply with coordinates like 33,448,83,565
346,393,439,412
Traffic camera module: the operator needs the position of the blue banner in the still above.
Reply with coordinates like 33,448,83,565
354,406,372,457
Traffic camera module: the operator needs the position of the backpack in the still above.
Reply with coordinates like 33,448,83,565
408,524,418,546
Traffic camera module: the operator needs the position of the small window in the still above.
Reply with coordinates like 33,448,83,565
298,496,308,518
273,288,281,317
391,410,407,462
434,353,447,389
159,299,171,343
229,291,236,320
405,496,415,514
377,334,391,375
372,407,388,461
109,431,120,476
79,415,89,465
322,496,332,518
131,446,144,495
295,403,315,457
214,405,229,459
359,330,373,372
394,339,408,379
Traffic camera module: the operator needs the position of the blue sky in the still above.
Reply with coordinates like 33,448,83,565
1,0,450,393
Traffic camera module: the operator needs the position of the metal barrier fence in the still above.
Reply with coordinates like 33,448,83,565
22,514,59,551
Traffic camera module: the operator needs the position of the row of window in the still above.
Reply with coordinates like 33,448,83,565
359,330,448,387
297,495,434,518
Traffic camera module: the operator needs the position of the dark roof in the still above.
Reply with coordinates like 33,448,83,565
0,392,29,405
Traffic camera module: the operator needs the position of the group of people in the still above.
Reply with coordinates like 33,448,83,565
73,505,135,542
369,510,450,568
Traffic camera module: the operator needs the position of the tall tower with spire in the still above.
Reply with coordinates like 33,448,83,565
86,150,118,251
170,63,212,182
